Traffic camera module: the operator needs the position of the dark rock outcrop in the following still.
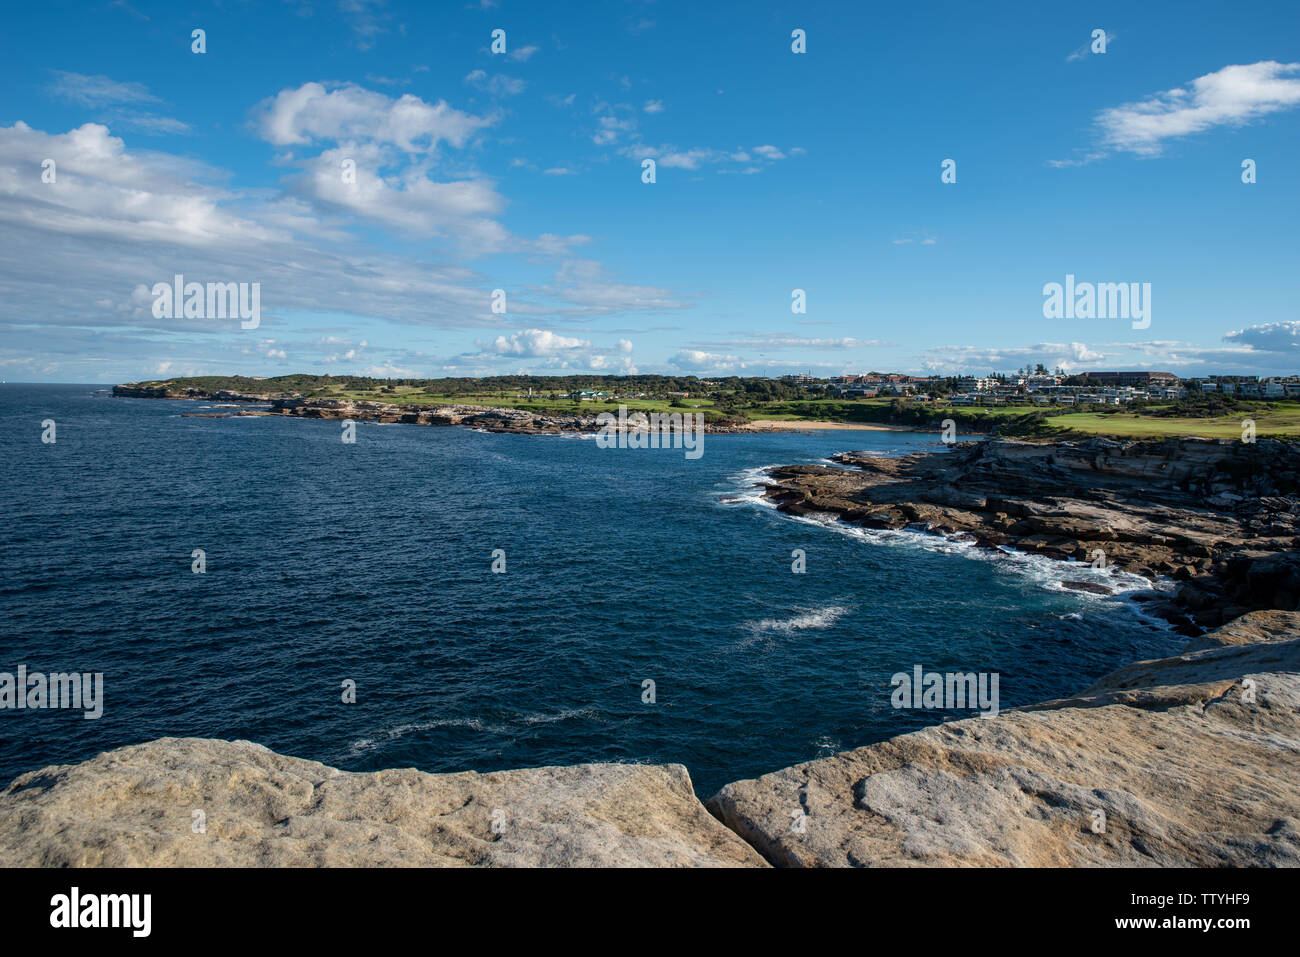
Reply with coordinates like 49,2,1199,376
762,437,1300,630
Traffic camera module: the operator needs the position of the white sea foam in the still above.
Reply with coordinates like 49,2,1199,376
343,716,510,758
720,465,1175,626
717,466,781,507
521,706,599,724
746,605,850,635
344,707,601,758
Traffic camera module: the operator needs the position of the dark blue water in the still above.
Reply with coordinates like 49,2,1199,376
0,384,1183,795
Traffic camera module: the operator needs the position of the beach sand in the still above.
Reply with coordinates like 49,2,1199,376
736,419,912,432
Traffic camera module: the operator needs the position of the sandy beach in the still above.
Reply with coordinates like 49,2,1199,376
736,419,912,432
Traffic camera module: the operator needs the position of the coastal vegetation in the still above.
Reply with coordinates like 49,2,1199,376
118,374,1300,440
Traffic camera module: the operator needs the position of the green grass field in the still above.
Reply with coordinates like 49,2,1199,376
1046,408,1300,439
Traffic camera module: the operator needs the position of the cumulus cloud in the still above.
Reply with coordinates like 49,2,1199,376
251,83,580,253
670,349,746,372
1078,61,1300,159
253,82,492,151
482,328,590,356
1223,321,1300,352
467,328,636,374
291,142,504,241
0,117,678,371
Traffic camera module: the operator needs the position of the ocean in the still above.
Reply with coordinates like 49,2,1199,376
0,384,1185,795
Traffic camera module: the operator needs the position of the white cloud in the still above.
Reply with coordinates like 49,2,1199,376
0,120,632,346
113,112,191,135
620,141,800,173
48,71,158,107
1223,321,1300,352
464,70,526,97
47,71,189,136
919,342,1109,374
254,82,492,152
338,0,390,50
698,335,890,350
294,142,505,241
670,349,746,372
467,328,637,373
547,259,686,315
508,45,539,62
1066,33,1115,62
1097,61,1300,157
482,328,590,356
643,100,664,114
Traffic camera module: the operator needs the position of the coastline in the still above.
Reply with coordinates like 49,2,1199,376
11,388,1290,866
758,436,1300,635
112,383,933,436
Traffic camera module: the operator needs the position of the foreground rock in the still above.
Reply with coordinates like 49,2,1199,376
707,612,1300,867
0,739,765,867
763,437,1300,631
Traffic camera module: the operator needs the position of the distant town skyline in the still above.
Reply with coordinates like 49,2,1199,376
2,1,1298,383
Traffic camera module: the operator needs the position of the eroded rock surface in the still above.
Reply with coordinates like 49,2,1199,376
0,739,766,867
707,613,1300,867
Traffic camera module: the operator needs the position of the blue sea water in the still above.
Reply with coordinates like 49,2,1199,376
0,384,1185,796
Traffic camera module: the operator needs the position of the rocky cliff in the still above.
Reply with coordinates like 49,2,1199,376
763,437,1300,632
3,611,1297,867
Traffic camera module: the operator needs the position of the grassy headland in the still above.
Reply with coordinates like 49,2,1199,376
116,374,1300,441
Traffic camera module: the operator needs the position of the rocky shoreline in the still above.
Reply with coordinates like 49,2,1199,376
18,402,1292,866
111,384,764,434
2,609,1296,866
761,436,1300,635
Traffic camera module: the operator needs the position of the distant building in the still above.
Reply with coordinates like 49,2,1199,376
1082,371,1180,388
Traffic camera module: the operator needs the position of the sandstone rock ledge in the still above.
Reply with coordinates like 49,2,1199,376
707,611,1300,867
0,740,765,867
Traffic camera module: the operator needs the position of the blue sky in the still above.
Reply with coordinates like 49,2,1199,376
1,0,1298,382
